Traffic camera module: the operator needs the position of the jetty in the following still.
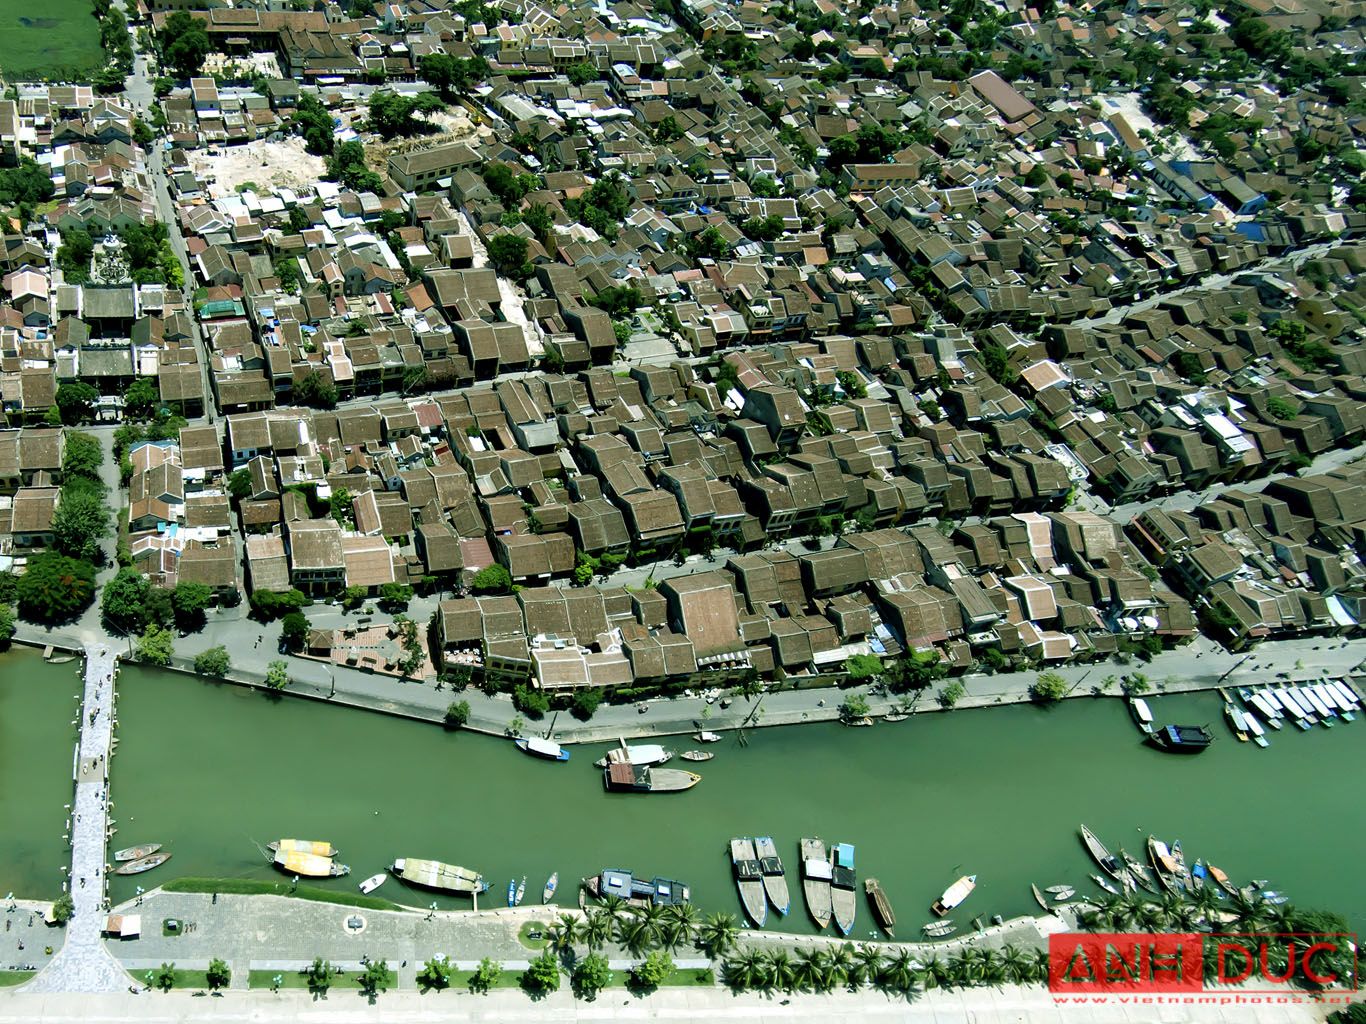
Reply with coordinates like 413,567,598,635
25,644,131,992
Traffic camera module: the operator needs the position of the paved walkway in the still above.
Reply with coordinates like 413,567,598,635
24,645,131,994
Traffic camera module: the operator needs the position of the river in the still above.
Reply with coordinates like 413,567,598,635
2,648,1361,937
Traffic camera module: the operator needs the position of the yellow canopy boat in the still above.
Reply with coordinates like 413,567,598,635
274,849,349,878
268,839,338,857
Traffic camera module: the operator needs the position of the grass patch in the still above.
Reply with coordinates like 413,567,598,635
517,919,550,949
607,968,713,989
0,970,35,987
248,968,362,991
132,968,210,990
0,0,104,81
452,968,523,990
162,877,400,912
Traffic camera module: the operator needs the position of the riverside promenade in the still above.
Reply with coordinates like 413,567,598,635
25,644,130,993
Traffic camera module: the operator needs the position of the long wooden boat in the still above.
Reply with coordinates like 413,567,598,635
543,872,558,903
1079,824,1125,881
1121,849,1159,894
731,839,767,927
800,837,833,929
506,878,518,907
1147,835,1182,893
115,852,171,876
1171,839,1194,889
882,713,910,722
932,875,976,916
830,842,857,936
593,743,674,768
754,836,790,915
390,857,486,894
113,843,161,862
922,920,955,937
1206,863,1238,898
1092,873,1119,895
268,839,338,858
680,750,714,762
865,878,895,936
596,868,690,907
603,763,701,793
1224,702,1249,742
515,737,570,762
1147,724,1213,753
275,849,349,878
1032,883,1052,914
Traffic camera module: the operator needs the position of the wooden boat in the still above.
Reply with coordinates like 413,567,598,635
1191,860,1208,890
922,920,955,937
680,750,714,762
1051,887,1076,901
730,838,767,927
390,858,486,895
882,713,910,722
507,878,518,907
754,836,790,915
1092,874,1119,895
1032,883,1053,914
602,763,701,793
515,737,570,762
1044,884,1074,896
594,742,673,768
932,874,976,916
694,731,722,743
1129,697,1154,734
268,839,338,858
274,849,349,878
516,877,526,906
800,837,833,929
1171,839,1194,889
543,872,558,903
359,873,386,895
1147,835,1183,893
113,843,161,862
1147,724,1214,753
115,852,171,876
1121,849,1159,894
843,716,874,727
596,868,690,907
865,878,895,936
1079,824,1125,881
830,843,857,936
1206,863,1237,898
1224,702,1249,741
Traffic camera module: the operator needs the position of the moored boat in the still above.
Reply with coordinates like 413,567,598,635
680,750,714,762
830,843,857,936
543,872,558,903
800,837,833,929
1191,860,1208,889
1044,884,1074,896
922,920,955,937
507,878,518,907
516,877,526,906
274,849,348,878
359,873,386,894
115,852,171,876
865,878,895,936
596,868,690,907
1147,835,1183,893
1206,863,1237,897
754,836,790,916
730,838,768,927
515,737,570,762
390,858,486,895
1092,873,1119,895
882,713,910,722
113,843,161,862
268,839,338,858
1079,824,1125,881
594,742,673,768
932,874,976,916
1129,698,1154,734
1032,883,1052,914
1171,839,1194,889
843,716,874,727
602,763,701,793
694,731,722,743
1148,724,1214,753
1121,849,1159,894
1224,702,1249,741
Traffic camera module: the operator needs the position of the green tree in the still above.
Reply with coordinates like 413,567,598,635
122,377,159,420
157,11,211,80
273,256,301,292
487,233,532,281
55,382,98,424
566,61,599,86
469,957,501,994
101,567,152,633
17,553,96,624
154,962,176,992
368,91,426,139
52,486,109,563
62,432,104,482
470,564,512,594
571,952,612,1000
571,688,601,721
226,468,252,502
137,623,175,666
265,659,290,690
844,654,882,681
444,700,470,729
304,957,334,996
378,582,413,612
1122,673,1151,697
697,912,739,958
1265,395,1297,421
294,370,338,409
172,581,213,630
358,958,392,999
206,957,231,991
939,680,966,708
194,645,231,676
631,950,673,991
839,693,871,720
522,950,561,993
0,605,15,650
51,892,75,924
280,611,310,651
416,956,451,991
292,94,335,156
1030,671,1068,704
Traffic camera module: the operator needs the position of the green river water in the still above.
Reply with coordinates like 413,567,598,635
2,648,1362,937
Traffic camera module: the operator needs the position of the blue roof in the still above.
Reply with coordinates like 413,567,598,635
834,843,855,863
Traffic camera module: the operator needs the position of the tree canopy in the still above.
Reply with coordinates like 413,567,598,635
17,553,97,624
62,432,104,482
52,487,110,563
158,11,212,81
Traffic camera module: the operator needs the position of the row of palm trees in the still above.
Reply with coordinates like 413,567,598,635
721,942,1050,994
544,896,743,960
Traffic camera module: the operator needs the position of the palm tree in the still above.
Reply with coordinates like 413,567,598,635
696,912,739,959
850,943,883,988
919,954,950,990
1114,892,1145,930
810,948,839,993
1032,948,1051,983
879,948,917,993
1227,889,1268,930
666,903,699,940
792,947,823,991
762,948,794,992
952,946,984,988
723,948,763,990
548,913,580,957
1186,884,1221,924
828,943,856,988
598,893,627,926
616,914,655,957
582,909,611,951
1000,944,1030,984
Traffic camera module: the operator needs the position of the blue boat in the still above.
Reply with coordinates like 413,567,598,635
506,879,517,907
515,737,570,762
830,843,856,936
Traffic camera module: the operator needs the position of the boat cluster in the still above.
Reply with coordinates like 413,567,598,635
112,843,170,877
1224,681,1359,744
514,735,720,792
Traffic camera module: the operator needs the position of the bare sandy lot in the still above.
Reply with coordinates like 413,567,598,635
191,137,327,198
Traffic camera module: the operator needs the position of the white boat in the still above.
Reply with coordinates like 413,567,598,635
1093,874,1119,895
932,875,976,916
359,873,386,895
1129,698,1154,733
1260,689,1285,713
1051,887,1076,901
1313,684,1343,715
1248,693,1282,728
1243,713,1265,739
516,736,570,762
1330,681,1359,708
694,732,722,743
1302,686,1334,719
594,743,673,768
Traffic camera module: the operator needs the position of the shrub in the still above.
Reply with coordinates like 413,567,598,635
521,951,561,993
194,646,231,677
